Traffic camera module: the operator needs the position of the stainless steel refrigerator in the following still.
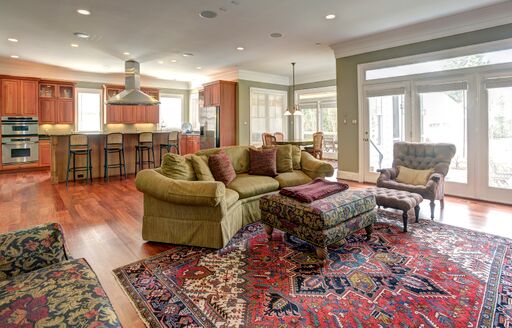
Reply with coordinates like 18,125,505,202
200,106,220,149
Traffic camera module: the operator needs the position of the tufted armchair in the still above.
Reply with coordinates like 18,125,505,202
377,142,456,219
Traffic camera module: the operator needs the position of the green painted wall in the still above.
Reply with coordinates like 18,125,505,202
237,80,289,145
336,23,512,173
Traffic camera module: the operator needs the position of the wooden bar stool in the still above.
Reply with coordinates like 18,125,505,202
135,132,155,174
104,133,127,181
159,131,180,163
66,134,92,186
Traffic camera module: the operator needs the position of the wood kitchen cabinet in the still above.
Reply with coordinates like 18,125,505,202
103,85,160,124
202,80,237,146
39,140,51,167
38,81,75,124
179,134,200,155
1,78,39,117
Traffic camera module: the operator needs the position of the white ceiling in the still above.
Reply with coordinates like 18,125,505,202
0,0,506,85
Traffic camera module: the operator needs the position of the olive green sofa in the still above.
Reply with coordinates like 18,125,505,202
135,145,334,249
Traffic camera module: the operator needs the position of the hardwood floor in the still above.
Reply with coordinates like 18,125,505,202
1,170,511,327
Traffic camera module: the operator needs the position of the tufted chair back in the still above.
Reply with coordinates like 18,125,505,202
392,142,456,176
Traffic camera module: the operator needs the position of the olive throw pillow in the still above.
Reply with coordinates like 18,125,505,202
208,151,237,186
161,153,197,181
263,144,293,173
191,155,215,181
249,147,277,177
396,166,434,185
291,145,301,170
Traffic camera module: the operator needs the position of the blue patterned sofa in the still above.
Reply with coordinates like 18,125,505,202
0,223,121,327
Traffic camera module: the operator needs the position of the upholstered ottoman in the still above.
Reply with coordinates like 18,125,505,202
365,187,423,232
260,190,377,261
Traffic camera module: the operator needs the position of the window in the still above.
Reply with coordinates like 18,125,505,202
189,92,200,130
159,95,183,130
366,47,512,80
76,89,102,132
296,88,338,158
249,88,287,145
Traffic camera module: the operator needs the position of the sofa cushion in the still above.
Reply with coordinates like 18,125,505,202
274,170,312,188
191,155,215,181
0,258,121,327
396,166,433,185
249,147,277,176
209,151,237,186
197,146,250,174
292,145,301,170
161,153,197,181
227,174,279,199
225,189,240,208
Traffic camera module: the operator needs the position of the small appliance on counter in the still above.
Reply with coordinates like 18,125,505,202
181,122,193,134
1,116,39,165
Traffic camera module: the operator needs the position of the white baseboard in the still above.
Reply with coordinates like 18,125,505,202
337,171,360,182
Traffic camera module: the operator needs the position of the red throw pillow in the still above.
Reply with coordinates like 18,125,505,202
249,147,277,176
208,151,236,186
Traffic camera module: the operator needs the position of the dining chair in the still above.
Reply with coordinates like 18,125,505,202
261,132,270,146
274,132,284,142
264,133,277,147
305,132,324,159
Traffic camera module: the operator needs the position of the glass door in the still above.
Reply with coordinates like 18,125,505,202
481,78,512,203
362,84,409,182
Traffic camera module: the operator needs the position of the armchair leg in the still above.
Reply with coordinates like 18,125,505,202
430,201,435,220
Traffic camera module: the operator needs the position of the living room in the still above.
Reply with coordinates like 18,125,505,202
1,1,511,327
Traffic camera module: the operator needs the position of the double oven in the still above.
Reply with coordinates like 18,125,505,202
1,117,39,165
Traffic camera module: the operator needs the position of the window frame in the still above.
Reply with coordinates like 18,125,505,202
75,88,103,133
249,87,288,146
159,93,185,130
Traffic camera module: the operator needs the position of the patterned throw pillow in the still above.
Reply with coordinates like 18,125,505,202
249,147,277,177
208,151,236,186
161,153,197,181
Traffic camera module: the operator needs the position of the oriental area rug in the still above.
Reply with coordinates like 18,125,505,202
114,212,512,327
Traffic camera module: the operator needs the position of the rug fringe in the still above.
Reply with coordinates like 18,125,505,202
112,271,152,328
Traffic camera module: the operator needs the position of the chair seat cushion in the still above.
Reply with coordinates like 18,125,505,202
0,258,121,327
225,189,240,208
274,170,312,188
227,174,279,199
260,190,376,230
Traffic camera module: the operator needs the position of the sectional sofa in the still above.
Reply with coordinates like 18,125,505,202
135,145,334,248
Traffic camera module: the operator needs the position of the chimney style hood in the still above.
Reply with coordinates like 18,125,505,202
107,60,160,106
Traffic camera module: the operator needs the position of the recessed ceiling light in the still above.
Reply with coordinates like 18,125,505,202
7,38,18,43
270,33,282,38
158,60,164,64
123,52,130,56
236,46,245,51
10,55,19,59
70,43,79,48
171,59,177,63
196,66,202,70
325,14,336,20
182,53,193,57
77,9,91,15
74,32,90,39
199,10,217,18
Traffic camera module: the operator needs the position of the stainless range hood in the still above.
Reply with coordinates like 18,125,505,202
107,60,160,106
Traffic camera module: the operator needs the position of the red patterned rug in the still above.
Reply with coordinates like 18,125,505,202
114,212,512,327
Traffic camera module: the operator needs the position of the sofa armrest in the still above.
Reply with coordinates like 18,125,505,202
300,151,335,179
0,223,68,281
135,169,226,207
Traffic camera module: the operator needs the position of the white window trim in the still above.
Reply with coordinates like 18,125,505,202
294,86,337,142
75,88,103,133
249,87,288,145
159,93,185,131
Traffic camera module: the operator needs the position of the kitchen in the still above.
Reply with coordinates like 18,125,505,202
0,64,237,183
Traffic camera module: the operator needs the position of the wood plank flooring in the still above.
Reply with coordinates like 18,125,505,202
1,170,511,327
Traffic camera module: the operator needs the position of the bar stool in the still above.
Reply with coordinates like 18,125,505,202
159,131,180,162
135,132,155,174
66,134,92,186
104,133,127,181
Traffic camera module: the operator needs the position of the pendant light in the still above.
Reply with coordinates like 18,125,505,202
284,62,302,116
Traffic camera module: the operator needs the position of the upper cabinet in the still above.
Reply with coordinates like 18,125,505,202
103,85,159,124
1,78,39,117
38,81,75,124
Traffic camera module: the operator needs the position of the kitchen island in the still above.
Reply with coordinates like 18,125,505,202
46,132,199,184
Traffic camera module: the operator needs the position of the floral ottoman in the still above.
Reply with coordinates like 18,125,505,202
260,190,377,260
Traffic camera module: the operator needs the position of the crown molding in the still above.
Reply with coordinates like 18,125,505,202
295,71,336,85
330,2,512,58
238,69,290,86
0,56,190,89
